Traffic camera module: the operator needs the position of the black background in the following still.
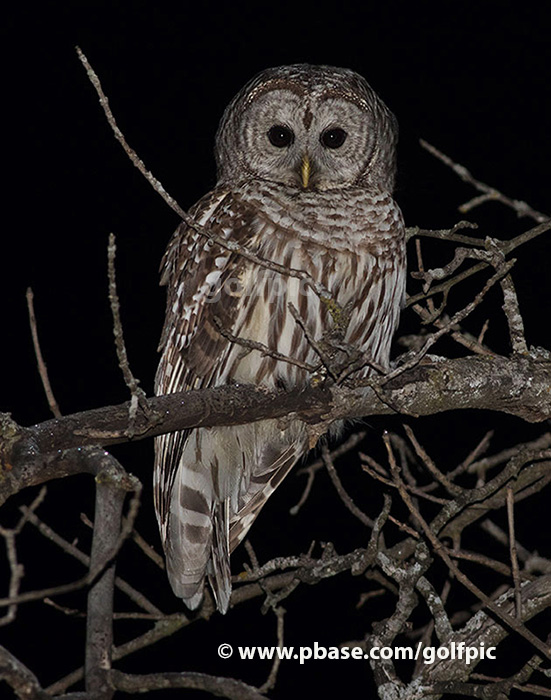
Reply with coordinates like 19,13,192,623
1,2,550,698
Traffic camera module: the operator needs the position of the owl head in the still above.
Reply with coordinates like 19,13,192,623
215,64,398,193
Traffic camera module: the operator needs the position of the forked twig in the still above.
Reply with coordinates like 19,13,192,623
384,434,551,661
421,140,550,222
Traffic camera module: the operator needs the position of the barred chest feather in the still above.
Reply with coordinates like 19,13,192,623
207,181,406,390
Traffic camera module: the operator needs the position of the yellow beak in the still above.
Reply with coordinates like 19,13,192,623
301,154,311,189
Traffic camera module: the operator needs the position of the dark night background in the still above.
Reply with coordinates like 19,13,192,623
1,2,550,698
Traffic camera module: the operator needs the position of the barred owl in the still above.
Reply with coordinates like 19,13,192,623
154,65,406,613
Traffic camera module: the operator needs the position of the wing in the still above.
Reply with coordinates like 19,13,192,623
154,187,259,532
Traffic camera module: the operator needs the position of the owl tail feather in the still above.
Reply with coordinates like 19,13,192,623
208,499,232,614
165,549,206,611
164,462,215,611
165,493,232,614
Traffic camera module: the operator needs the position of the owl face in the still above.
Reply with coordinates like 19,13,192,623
216,65,398,193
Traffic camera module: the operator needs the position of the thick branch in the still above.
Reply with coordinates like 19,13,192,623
0,645,50,700
2,356,550,505
85,455,127,699
110,670,265,699
420,575,551,687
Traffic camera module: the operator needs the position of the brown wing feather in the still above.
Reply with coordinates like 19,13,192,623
154,189,257,529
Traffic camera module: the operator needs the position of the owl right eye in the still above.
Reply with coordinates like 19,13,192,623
267,125,294,148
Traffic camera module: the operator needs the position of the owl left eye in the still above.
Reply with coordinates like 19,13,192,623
267,125,295,148
320,127,347,149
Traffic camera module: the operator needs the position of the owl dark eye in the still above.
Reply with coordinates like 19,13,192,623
320,127,347,149
267,125,294,148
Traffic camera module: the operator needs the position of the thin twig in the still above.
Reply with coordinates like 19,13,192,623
21,506,163,615
260,606,286,693
25,288,62,419
507,487,523,619
0,488,46,627
288,302,336,378
384,434,551,661
244,540,259,572
448,430,494,480
414,238,436,317
406,221,481,245
448,548,530,581
403,424,463,497
322,443,374,528
0,453,141,609
76,47,187,220
291,431,367,515
360,453,449,505
384,258,515,383
108,233,149,433
131,529,165,570
468,433,551,479
500,272,528,354
213,315,319,373
477,318,490,345
406,219,551,306
76,47,331,301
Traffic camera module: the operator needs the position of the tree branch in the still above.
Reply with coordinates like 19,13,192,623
110,670,266,699
85,453,130,699
2,356,549,507
0,645,50,700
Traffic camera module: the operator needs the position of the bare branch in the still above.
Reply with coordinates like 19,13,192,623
2,357,549,486
76,47,331,302
0,645,50,700
85,454,127,699
322,442,374,527
291,431,367,515
25,287,62,419
500,272,528,354
420,139,550,222
0,488,46,627
20,505,163,615
259,606,286,693
385,434,551,661
213,314,319,373
131,528,166,570
0,448,141,609
406,219,551,306
385,258,516,381
2,53,549,700
107,233,149,433
76,46,187,221
406,221,481,245
506,487,523,618
110,670,266,699
420,577,551,686
46,615,189,695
